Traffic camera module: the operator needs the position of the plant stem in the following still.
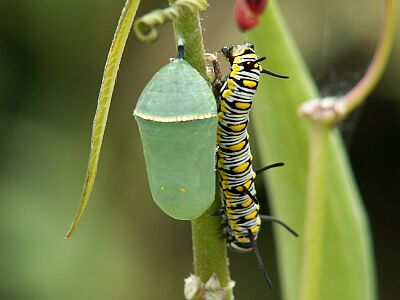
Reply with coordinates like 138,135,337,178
169,1,233,299
191,193,233,298
170,2,208,80
299,0,397,124
299,123,329,300
340,0,397,119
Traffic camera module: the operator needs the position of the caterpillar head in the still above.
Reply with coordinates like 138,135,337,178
221,42,256,63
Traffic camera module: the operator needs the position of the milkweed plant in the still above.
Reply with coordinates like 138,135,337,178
65,0,397,299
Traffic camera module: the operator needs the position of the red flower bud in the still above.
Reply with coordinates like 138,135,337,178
234,0,259,31
234,0,268,31
246,0,267,15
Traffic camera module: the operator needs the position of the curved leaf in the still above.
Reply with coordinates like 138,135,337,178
249,1,376,299
65,0,141,239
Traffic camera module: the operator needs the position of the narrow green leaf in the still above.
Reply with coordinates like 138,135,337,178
65,0,141,239
249,1,376,299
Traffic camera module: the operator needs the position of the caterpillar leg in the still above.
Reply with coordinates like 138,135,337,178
211,208,225,216
214,79,226,97
205,52,222,83
219,222,232,240
219,219,229,230
205,52,226,96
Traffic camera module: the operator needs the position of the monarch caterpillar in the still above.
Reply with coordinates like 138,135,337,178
213,42,297,289
134,45,218,220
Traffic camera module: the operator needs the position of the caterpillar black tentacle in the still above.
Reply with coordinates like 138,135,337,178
248,229,274,290
255,57,267,63
255,162,285,175
259,215,299,237
261,69,289,79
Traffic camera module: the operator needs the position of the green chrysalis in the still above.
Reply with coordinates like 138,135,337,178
134,52,217,220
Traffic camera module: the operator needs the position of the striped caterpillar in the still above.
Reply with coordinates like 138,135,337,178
213,42,297,289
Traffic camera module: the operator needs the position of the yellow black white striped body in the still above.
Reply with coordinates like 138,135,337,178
217,42,264,251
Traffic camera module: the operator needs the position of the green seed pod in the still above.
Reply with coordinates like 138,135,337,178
134,58,217,220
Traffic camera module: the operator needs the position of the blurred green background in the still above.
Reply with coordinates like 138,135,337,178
0,0,398,299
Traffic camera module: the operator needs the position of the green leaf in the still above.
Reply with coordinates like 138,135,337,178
249,1,376,299
65,0,141,239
